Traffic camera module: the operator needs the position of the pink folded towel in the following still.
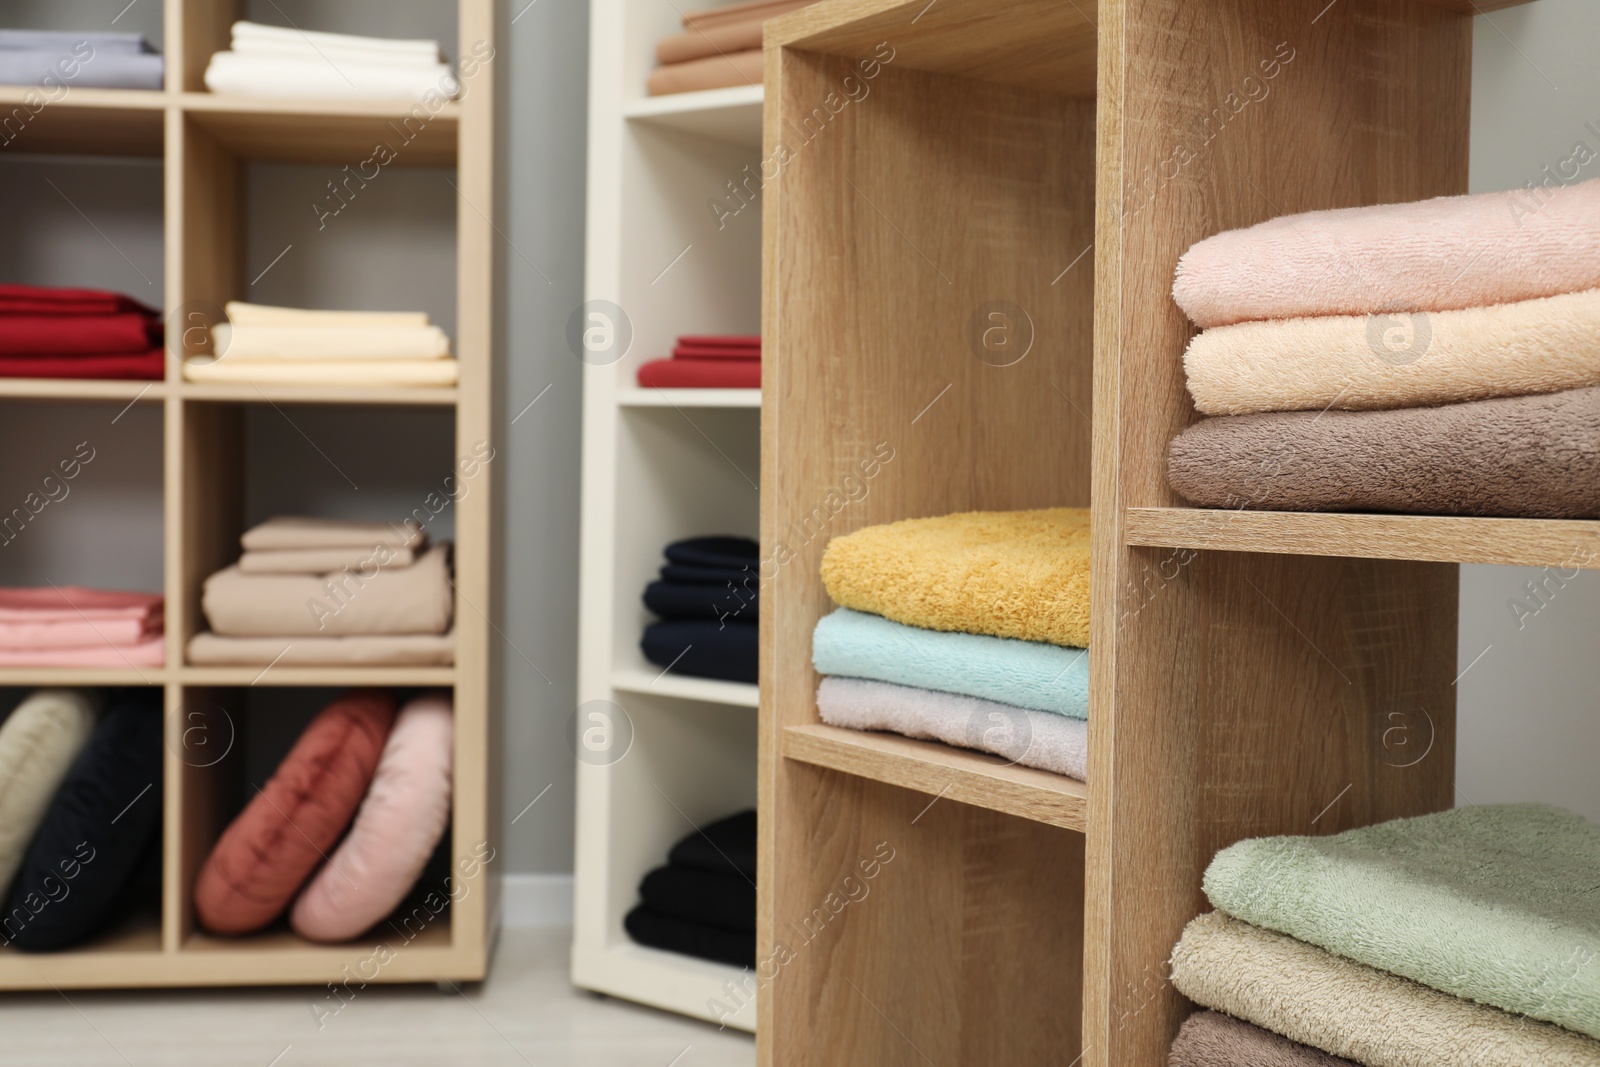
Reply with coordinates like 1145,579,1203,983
0,587,162,624
1174,177,1600,327
0,618,156,648
0,634,165,668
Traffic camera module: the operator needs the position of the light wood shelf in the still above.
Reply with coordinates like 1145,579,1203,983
622,84,764,149
612,666,760,708
616,387,761,408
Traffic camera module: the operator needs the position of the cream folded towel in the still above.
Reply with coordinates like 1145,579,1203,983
183,358,459,387
1170,912,1600,1067
1174,177,1600,328
224,302,430,330
187,631,454,666
204,52,458,101
1184,287,1600,415
214,323,450,361
241,516,423,552
239,545,419,575
228,21,442,64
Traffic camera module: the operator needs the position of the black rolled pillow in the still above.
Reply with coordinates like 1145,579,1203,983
3,689,164,951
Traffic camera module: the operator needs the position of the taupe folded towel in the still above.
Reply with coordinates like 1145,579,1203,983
239,516,424,552
1170,1011,1357,1067
647,49,762,96
187,631,454,666
1168,387,1600,518
202,543,452,637
239,544,419,575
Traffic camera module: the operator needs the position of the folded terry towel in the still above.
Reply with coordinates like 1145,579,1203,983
822,508,1091,648
186,631,454,666
644,580,757,622
813,609,1088,717
1170,911,1600,1067
647,49,762,96
641,619,757,684
204,52,458,101
639,866,755,932
1183,287,1600,416
1205,803,1600,1040
0,350,165,381
241,517,424,552
1169,1011,1358,1067
214,323,450,361
202,542,453,637
1168,387,1600,518
224,302,431,329
670,810,756,880
664,535,758,570
1174,178,1600,328
0,634,164,668
637,357,761,388
182,357,459,387
625,905,754,967
817,677,1088,781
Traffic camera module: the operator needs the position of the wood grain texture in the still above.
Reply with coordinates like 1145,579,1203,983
783,724,1088,831
1411,0,1536,10
0,88,165,157
1128,509,1600,570
182,95,460,167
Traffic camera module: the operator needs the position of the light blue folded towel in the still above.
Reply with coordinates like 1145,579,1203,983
812,608,1088,718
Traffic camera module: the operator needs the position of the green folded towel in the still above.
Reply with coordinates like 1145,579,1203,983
1205,803,1600,1040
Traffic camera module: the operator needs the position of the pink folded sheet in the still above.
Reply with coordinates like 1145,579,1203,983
1173,177,1600,327
0,634,165,668
0,586,163,624
0,618,157,647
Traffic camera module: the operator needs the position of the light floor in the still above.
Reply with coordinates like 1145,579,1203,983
0,928,756,1067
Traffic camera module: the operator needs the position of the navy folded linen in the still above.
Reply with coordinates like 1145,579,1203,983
670,810,756,879
642,619,757,683
640,865,755,932
663,536,758,569
644,579,758,622
660,562,757,585
625,905,755,967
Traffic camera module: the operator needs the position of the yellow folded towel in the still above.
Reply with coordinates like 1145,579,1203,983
821,508,1091,648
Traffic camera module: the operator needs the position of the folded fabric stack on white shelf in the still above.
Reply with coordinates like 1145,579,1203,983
203,21,457,101
187,517,455,666
182,302,459,387
0,30,164,90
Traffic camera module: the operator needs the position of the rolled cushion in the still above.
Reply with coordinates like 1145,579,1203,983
194,689,395,935
641,619,757,684
4,691,163,951
290,692,453,942
0,689,100,895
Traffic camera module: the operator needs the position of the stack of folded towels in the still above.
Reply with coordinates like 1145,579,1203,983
182,302,458,388
204,21,457,101
0,689,163,951
195,689,454,943
625,810,755,967
0,587,163,668
637,334,761,389
812,509,1091,781
648,0,806,96
641,536,758,684
1167,178,1600,518
188,517,454,667
0,285,163,381
1167,804,1600,1067
0,30,163,90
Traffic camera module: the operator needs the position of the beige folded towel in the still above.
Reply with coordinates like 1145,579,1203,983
183,358,459,386
203,543,452,637
241,517,423,552
187,631,454,666
1184,287,1600,415
238,544,419,575
681,0,810,31
1169,912,1600,1067
656,19,767,66
223,302,431,329
647,50,762,96
214,323,451,360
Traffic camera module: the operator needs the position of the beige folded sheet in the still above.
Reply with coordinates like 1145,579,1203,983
187,631,454,666
223,302,431,329
214,323,451,360
202,542,452,637
238,544,419,574
647,50,762,95
241,517,424,552
183,358,459,386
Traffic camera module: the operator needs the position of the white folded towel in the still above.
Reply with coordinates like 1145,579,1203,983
183,358,459,387
214,323,451,361
204,52,458,102
229,21,442,64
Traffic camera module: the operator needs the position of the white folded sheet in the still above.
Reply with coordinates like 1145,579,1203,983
183,358,459,387
214,323,451,360
224,302,431,329
228,21,442,64
204,51,458,101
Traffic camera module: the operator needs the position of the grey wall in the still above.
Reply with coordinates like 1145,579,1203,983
1459,0,1600,822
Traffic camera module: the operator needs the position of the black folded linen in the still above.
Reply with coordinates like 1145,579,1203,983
641,619,757,684
624,905,755,967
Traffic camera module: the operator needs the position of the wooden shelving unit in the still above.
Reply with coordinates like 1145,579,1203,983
758,0,1558,1065
571,0,764,1032
0,0,495,989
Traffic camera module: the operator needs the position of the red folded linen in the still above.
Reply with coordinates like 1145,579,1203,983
0,313,159,355
638,358,760,388
0,348,165,380
0,284,156,318
673,344,761,360
678,334,760,348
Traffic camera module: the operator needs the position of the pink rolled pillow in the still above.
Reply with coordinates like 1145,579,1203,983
290,691,453,942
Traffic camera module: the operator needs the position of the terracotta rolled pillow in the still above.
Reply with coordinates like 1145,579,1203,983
291,691,453,942
194,689,395,935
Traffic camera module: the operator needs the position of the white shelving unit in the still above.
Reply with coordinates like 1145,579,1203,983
573,0,763,1032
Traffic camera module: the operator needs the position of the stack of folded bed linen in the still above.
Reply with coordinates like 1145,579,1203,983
641,536,758,684
1167,804,1600,1067
0,689,164,951
812,509,1091,781
204,22,458,101
637,334,761,389
0,285,163,381
182,302,458,388
0,30,164,90
188,517,454,667
648,0,807,96
0,587,163,667
625,810,755,967
1168,178,1600,518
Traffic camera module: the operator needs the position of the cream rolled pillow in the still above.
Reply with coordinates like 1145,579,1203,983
0,689,101,893
290,691,453,942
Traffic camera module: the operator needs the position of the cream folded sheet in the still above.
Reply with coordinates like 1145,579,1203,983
227,21,443,63
187,631,454,666
202,542,452,637
214,323,451,361
1184,287,1600,415
204,53,458,101
239,545,419,575
183,358,459,387
241,517,423,552
223,302,430,329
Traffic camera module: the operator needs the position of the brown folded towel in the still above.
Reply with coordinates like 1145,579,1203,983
1167,387,1600,518
647,49,762,96
1170,1012,1358,1067
656,19,766,66
681,0,809,32
187,631,455,666
240,516,423,552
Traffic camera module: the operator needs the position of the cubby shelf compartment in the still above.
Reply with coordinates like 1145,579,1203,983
622,84,764,149
1126,508,1600,570
180,93,459,166
0,86,165,157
